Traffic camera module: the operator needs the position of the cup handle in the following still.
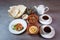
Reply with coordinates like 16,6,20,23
45,7,49,12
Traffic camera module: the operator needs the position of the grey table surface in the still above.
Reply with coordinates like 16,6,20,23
0,0,60,40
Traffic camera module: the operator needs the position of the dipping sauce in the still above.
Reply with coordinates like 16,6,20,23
29,26,38,34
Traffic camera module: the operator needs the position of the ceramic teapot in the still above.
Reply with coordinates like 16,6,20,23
34,5,49,15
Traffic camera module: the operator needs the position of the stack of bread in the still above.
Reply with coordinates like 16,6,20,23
8,5,27,18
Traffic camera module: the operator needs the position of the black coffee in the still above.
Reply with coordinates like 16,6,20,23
44,27,51,33
42,16,49,20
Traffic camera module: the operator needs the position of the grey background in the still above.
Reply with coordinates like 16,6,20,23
0,0,60,40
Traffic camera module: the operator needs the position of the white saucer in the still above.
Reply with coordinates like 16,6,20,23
40,25,55,38
9,19,27,34
39,18,52,24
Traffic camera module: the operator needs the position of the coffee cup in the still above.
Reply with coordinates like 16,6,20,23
39,14,52,24
41,25,52,34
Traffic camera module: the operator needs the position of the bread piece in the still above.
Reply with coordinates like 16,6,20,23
8,6,19,18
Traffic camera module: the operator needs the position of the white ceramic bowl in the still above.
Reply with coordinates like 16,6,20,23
9,19,27,34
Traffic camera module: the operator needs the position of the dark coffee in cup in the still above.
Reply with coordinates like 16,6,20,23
42,16,49,20
44,27,51,33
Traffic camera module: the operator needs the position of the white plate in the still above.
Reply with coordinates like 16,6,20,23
9,19,27,34
41,25,55,38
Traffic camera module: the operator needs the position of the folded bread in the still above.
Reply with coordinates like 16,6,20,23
8,5,27,18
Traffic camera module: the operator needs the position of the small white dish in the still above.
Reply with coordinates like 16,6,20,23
9,19,27,34
40,25,55,38
22,14,28,19
39,14,52,24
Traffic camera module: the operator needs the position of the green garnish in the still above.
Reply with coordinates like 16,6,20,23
13,25,16,30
